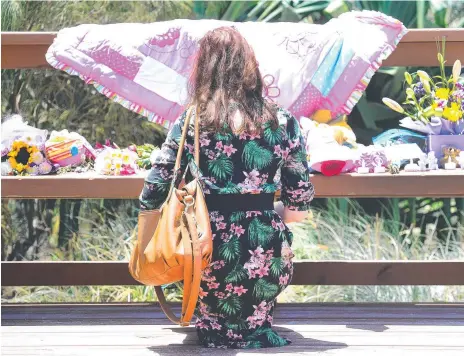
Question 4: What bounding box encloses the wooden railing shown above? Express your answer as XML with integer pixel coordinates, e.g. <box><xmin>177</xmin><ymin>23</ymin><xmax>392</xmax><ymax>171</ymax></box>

<box><xmin>2</xmin><ymin>29</ymin><xmax>464</xmax><ymax>291</ymax></box>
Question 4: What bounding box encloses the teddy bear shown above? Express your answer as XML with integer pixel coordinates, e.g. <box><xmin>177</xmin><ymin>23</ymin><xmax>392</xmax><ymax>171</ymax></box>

<box><xmin>299</xmin><ymin>110</ymin><xmax>359</xmax><ymax>176</ymax></box>
<box><xmin>440</xmin><ymin>147</ymin><xmax>461</xmax><ymax>168</ymax></box>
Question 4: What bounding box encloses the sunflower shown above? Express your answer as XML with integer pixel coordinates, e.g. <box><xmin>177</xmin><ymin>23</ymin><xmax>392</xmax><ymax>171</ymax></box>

<box><xmin>7</xmin><ymin>140</ymin><xmax>39</xmax><ymax>173</ymax></box>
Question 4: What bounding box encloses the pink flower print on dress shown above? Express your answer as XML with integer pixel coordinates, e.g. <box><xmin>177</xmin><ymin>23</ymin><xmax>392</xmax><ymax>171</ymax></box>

<box><xmin>298</xmin><ymin>180</ymin><xmax>311</xmax><ymax>188</ymax></box>
<box><xmin>214</xmin><ymin>291</ymin><xmax>226</xmax><ymax>299</ymax></box>
<box><xmin>225</xmin><ymin>283</ymin><xmax>234</xmax><ymax>292</ymax></box>
<box><xmin>223</xmin><ymin>144</ymin><xmax>237</xmax><ymax>157</ymax></box>
<box><xmin>207</xmin><ymin>281</ymin><xmax>220</xmax><ymax>290</ymax></box>
<box><xmin>200</xmin><ymin>137</ymin><xmax>211</xmax><ymax>147</ymax></box>
<box><xmin>272</xmin><ymin>219</ymin><xmax>286</xmax><ymax>231</ymax></box>
<box><xmin>279</xmin><ymin>273</ymin><xmax>290</xmax><ymax>286</ymax></box>
<box><xmin>185</xmin><ymin>143</ymin><xmax>194</xmax><ymax>154</ymax></box>
<box><xmin>230</xmin><ymin>223</ymin><xmax>245</xmax><ymax>236</ymax></box>
<box><xmin>246</xmin><ymin>211</ymin><xmax>263</xmax><ymax>218</ymax></box>
<box><xmin>256</xmin><ymin>265</ymin><xmax>270</xmax><ymax>278</ymax></box>
<box><xmin>216</xmin><ymin>221</ymin><xmax>227</xmax><ymax>230</ymax></box>
<box><xmin>211</xmin><ymin>321</ymin><xmax>222</xmax><ymax>330</ymax></box>
<box><xmin>215</xmin><ymin>141</ymin><xmax>223</xmax><ymax>150</ymax></box>
<box><xmin>249</xmin><ymin>133</ymin><xmax>261</xmax><ymax>140</ymax></box>
<box><xmin>281</xmin><ymin>241</ymin><xmax>294</xmax><ymax>268</ymax></box>
<box><xmin>233</xmin><ymin>285</ymin><xmax>248</xmax><ymax>296</ymax></box>
<box><xmin>288</xmin><ymin>138</ymin><xmax>300</xmax><ymax>150</ymax></box>
<box><xmin>226</xmin><ymin>329</ymin><xmax>234</xmax><ymax>338</ymax></box>
<box><xmin>199</xmin><ymin>288</ymin><xmax>208</xmax><ymax>299</ymax></box>
<box><xmin>212</xmin><ymin>260</ymin><xmax>225</xmax><ymax>270</ymax></box>
<box><xmin>246</xmin><ymin>301</ymin><xmax>271</xmax><ymax>329</ymax></box>
<box><xmin>220</xmin><ymin>232</ymin><xmax>231</xmax><ymax>242</ymax></box>
<box><xmin>244</xmin><ymin>246</ymin><xmax>273</xmax><ymax>279</ymax></box>
<box><xmin>281</xmin><ymin>147</ymin><xmax>291</xmax><ymax>160</ymax></box>
<box><xmin>274</xmin><ymin>145</ymin><xmax>291</xmax><ymax>159</ymax></box>
<box><xmin>263</xmin><ymin>74</ymin><xmax>281</xmax><ymax>102</ymax></box>
<box><xmin>210</xmin><ymin>212</ymin><xmax>224</xmax><ymax>223</ymax></box>
<box><xmin>197</xmin><ymin>321</ymin><xmax>209</xmax><ymax>330</ymax></box>
<box><xmin>234</xmin><ymin>225</ymin><xmax>245</xmax><ymax>237</ymax></box>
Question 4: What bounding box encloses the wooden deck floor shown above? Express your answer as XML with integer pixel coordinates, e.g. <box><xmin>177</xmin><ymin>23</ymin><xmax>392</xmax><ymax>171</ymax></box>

<box><xmin>2</xmin><ymin>303</ymin><xmax>464</xmax><ymax>355</ymax></box>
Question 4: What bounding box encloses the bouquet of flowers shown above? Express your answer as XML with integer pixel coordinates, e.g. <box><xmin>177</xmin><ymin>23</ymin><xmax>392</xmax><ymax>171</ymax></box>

<box><xmin>128</xmin><ymin>143</ymin><xmax>159</xmax><ymax>170</ymax></box>
<box><xmin>3</xmin><ymin>138</ymin><xmax>53</xmax><ymax>175</ymax></box>
<box><xmin>94</xmin><ymin>146</ymin><xmax>139</xmax><ymax>175</ymax></box>
<box><xmin>1</xmin><ymin>115</ymin><xmax>53</xmax><ymax>176</ymax></box>
<box><xmin>382</xmin><ymin>41</ymin><xmax>464</xmax><ymax>135</ymax></box>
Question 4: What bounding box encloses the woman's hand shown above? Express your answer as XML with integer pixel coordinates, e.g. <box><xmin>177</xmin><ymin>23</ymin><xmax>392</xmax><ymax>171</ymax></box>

<box><xmin>274</xmin><ymin>201</ymin><xmax>308</xmax><ymax>224</ymax></box>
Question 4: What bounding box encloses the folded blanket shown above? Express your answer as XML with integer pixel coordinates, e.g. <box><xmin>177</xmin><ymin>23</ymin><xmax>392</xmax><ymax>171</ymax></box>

<box><xmin>46</xmin><ymin>11</ymin><xmax>406</xmax><ymax>128</ymax></box>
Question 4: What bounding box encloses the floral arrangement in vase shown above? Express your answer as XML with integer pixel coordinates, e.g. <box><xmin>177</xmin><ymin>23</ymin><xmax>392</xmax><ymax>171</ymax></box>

<box><xmin>382</xmin><ymin>40</ymin><xmax>464</xmax><ymax>135</ymax></box>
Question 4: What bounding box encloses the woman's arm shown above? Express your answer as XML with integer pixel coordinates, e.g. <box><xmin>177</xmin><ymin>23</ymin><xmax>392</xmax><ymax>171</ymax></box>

<box><xmin>274</xmin><ymin>201</ymin><xmax>308</xmax><ymax>224</ymax></box>
<box><xmin>139</xmin><ymin>114</ymin><xmax>189</xmax><ymax>210</ymax></box>
<box><xmin>279</xmin><ymin>109</ymin><xmax>315</xmax><ymax>223</ymax></box>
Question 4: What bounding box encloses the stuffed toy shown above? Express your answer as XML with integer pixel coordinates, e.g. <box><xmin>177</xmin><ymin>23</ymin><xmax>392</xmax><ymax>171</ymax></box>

<box><xmin>440</xmin><ymin>147</ymin><xmax>461</xmax><ymax>168</ymax></box>
<box><xmin>300</xmin><ymin>110</ymin><xmax>359</xmax><ymax>176</ymax></box>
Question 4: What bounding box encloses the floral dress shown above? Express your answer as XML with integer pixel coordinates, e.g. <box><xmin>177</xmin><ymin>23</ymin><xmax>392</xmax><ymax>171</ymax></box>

<box><xmin>140</xmin><ymin>106</ymin><xmax>314</xmax><ymax>349</ymax></box>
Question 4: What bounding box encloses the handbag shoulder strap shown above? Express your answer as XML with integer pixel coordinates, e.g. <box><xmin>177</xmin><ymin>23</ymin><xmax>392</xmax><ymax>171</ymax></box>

<box><xmin>155</xmin><ymin>105</ymin><xmax>203</xmax><ymax>326</ymax></box>
<box><xmin>174</xmin><ymin>106</ymin><xmax>200</xmax><ymax>171</ymax></box>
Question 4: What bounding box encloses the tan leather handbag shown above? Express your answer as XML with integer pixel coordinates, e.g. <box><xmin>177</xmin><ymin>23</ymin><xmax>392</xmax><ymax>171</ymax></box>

<box><xmin>129</xmin><ymin>106</ymin><xmax>213</xmax><ymax>326</ymax></box>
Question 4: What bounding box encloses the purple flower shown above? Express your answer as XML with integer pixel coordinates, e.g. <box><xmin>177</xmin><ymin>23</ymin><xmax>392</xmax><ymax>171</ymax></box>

<box><xmin>414</xmin><ymin>82</ymin><xmax>426</xmax><ymax>99</ymax></box>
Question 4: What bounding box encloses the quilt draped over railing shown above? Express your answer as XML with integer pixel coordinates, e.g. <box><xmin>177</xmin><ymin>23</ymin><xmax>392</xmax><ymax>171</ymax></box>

<box><xmin>46</xmin><ymin>11</ymin><xmax>407</xmax><ymax>128</ymax></box>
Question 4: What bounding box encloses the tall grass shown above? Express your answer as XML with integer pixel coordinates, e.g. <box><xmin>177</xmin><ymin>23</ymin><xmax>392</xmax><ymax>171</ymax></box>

<box><xmin>280</xmin><ymin>200</ymin><xmax>464</xmax><ymax>303</ymax></box>
<box><xmin>2</xmin><ymin>199</ymin><xmax>463</xmax><ymax>303</ymax></box>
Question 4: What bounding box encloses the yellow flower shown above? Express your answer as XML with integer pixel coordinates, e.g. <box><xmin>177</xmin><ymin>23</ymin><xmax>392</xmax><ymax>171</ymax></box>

<box><xmin>8</xmin><ymin>157</ymin><xmax>17</xmax><ymax>169</ymax></box>
<box><xmin>16</xmin><ymin>163</ymin><xmax>25</xmax><ymax>173</ymax></box>
<box><xmin>443</xmin><ymin>102</ymin><xmax>462</xmax><ymax>122</ymax></box>
<box><xmin>436</xmin><ymin>88</ymin><xmax>450</xmax><ymax>100</ymax></box>
<box><xmin>122</xmin><ymin>153</ymin><xmax>131</xmax><ymax>164</ymax></box>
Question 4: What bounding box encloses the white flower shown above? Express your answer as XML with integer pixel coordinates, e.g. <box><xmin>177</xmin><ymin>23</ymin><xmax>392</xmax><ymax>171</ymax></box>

<box><xmin>31</xmin><ymin>151</ymin><xmax>44</xmax><ymax>165</ymax></box>
<box><xmin>1</xmin><ymin>161</ymin><xmax>12</xmax><ymax>176</ymax></box>
<box><xmin>382</xmin><ymin>98</ymin><xmax>404</xmax><ymax>114</ymax></box>
<box><xmin>417</xmin><ymin>70</ymin><xmax>431</xmax><ymax>82</ymax></box>
<box><xmin>452</xmin><ymin>60</ymin><xmax>462</xmax><ymax>83</ymax></box>
<box><xmin>27</xmin><ymin>165</ymin><xmax>39</xmax><ymax>175</ymax></box>
<box><xmin>38</xmin><ymin>161</ymin><xmax>52</xmax><ymax>175</ymax></box>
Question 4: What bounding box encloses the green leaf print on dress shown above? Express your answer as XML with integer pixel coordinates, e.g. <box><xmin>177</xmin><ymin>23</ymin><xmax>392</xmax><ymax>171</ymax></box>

<box><xmin>208</xmin><ymin>155</ymin><xmax>234</xmax><ymax>181</ymax></box>
<box><xmin>219</xmin><ymin>236</ymin><xmax>241</xmax><ymax>263</ymax></box>
<box><xmin>248</xmin><ymin>218</ymin><xmax>274</xmax><ymax>248</ymax></box>
<box><xmin>218</xmin><ymin>295</ymin><xmax>242</xmax><ymax>316</ymax></box>
<box><xmin>242</xmin><ymin>141</ymin><xmax>273</xmax><ymax>170</ymax></box>
<box><xmin>140</xmin><ymin>107</ymin><xmax>315</xmax><ymax>349</ymax></box>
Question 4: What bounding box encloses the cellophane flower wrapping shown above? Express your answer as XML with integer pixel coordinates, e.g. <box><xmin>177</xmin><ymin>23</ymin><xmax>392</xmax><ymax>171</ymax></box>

<box><xmin>95</xmin><ymin>147</ymin><xmax>139</xmax><ymax>175</ymax></box>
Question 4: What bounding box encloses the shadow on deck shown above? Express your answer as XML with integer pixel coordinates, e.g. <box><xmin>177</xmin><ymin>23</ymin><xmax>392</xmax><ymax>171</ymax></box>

<box><xmin>2</xmin><ymin>303</ymin><xmax>464</xmax><ymax>355</ymax></box>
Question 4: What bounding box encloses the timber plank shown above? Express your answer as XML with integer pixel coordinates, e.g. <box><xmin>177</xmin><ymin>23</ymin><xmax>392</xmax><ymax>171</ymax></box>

<box><xmin>2</xmin><ymin>171</ymin><xmax>464</xmax><ymax>199</ymax></box>
<box><xmin>2</xmin><ymin>29</ymin><xmax>464</xmax><ymax>69</ymax></box>
<box><xmin>2</xmin><ymin>261</ymin><xmax>464</xmax><ymax>287</ymax></box>
<box><xmin>2</xmin><ymin>303</ymin><xmax>464</xmax><ymax>355</ymax></box>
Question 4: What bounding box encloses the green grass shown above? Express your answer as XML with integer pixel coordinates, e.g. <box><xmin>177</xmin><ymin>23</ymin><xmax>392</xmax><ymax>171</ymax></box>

<box><xmin>2</xmin><ymin>200</ymin><xmax>463</xmax><ymax>303</ymax></box>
